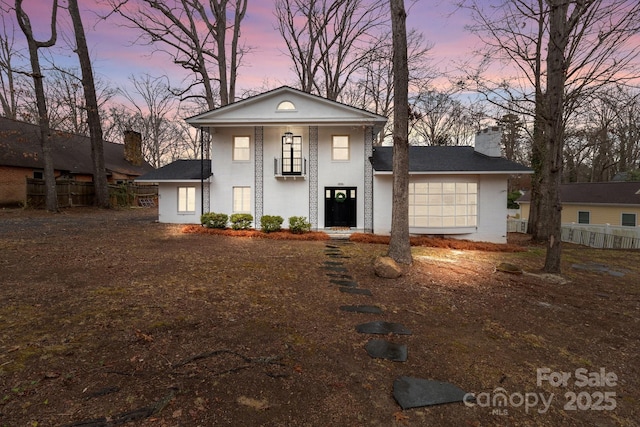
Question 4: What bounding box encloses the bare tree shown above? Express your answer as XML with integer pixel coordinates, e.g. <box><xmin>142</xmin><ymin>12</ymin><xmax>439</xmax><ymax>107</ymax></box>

<box><xmin>275</xmin><ymin>0</ymin><xmax>386</xmax><ymax>100</ymax></box>
<box><xmin>610</xmin><ymin>87</ymin><xmax>640</xmax><ymax>175</ymax></box>
<box><xmin>337</xmin><ymin>28</ymin><xmax>432</xmax><ymax>146</ymax></box>
<box><xmin>0</xmin><ymin>9</ymin><xmax>24</xmax><ymax>119</ymax></box>
<box><xmin>15</xmin><ymin>0</ymin><xmax>58</xmax><ymax>211</ymax></box>
<box><xmin>387</xmin><ymin>0</ymin><xmax>411</xmax><ymax>265</ymax></box>
<box><xmin>544</xmin><ymin>0</ymin><xmax>640</xmax><ymax>272</ymax></box>
<box><xmin>563</xmin><ymin>86</ymin><xmax>640</xmax><ymax>183</ymax></box>
<box><xmin>67</xmin><ymin>0</ymin><xmax>110</xmax><ymax>208</ymax></box>
<box><xmin>460</xmin><ymin>0</ymin><xmax>548</xmax><ymax>238</ymax></box>
<box><xmin>462</xmin><ymin>0</ymin><xmax>640</xmax><ymax>273</ymax></box>
<box><xmin>411</xmin><ymin>89</ymin><xmax>456</xmax><ymax>145</ymax></box>
<box><xmin>498</xmin><ymin>112</ymin><xmax>528</xmax><ymax>163</ymax></box>
<box><xmin>45</xmin><ymin>69</ymin><xmax>86</xmax><ymax>133</ymax></box>
<box><xmin>410</xmin><ymin>88</ymin><xmax>483</xmax><ymax>146</ymax></box>
<box><xmin>120</xmin><ymin>74</ymin><xmax>184</xmax><ymax>167</ymax></box>
<box><xmin>562</xmin><ymin>125</ymin><xmax>592</xmax><ymax>182</ymax></box>
<box><xmin>22</xmin><ymin>67</ymin><xmax>117</xmax><ymax>136</ymax></box>
<box><xmin>106</xmin><ymin>0</ymin><xmax>247</xmax><ymax>108</ymax></box>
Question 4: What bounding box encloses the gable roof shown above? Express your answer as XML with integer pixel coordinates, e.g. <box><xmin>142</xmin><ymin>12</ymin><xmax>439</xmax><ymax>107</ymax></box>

<box><xmin>518</xmin><ymin>181</ymin><xmax>640</xmax><ymax>206</ymax></box>
<box><xmin>371</xmin><ymin>146</ymin><xmax>533</xmax><ymax>174</ymax></box>
<box><xmin>186</xmin><ymin>86</ymin><xmax>388</xmax><ymax>134</ymax></box>
<box><xmin>0</xmin><ymin>117</ymin><xmax>153</xmax><ymax>177</ymax></box>
<box><xmin>136</xmin><ymin>159</ymin><xmax>212</xmax><ymax>182</ymax></box>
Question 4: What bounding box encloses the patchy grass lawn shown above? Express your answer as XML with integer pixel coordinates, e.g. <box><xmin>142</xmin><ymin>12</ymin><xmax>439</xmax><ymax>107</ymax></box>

<box><xmin>0</xmin><ymin>207</ymin><xmax>638</xmax><ymax>426</ymax></box>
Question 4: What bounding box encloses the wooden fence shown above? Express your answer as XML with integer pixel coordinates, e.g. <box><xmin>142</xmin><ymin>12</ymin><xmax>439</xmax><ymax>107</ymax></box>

<box><xmin>26</xmin><ymin>178</ymin><xmax>157</xmax><ymax>208</ymax></box>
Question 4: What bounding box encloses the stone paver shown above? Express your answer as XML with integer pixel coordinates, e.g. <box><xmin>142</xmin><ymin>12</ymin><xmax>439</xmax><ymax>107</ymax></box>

<box><xmin>322</xmin><ymin>266</ymin><xmax>348</xmax><ymax>272</ymax></box>
<box><xmin>340</xmin><ymin>287</ymin><xmax>372</xmax><ymax>296</ymax></box>
<box><xmin>365</xmin><ymin>339</ymin><xmax>407</xmax><ymax>362</ymax></box>
<box><xmin>339</xmin><ymin>305</ymin><xmax>383</xmax><ymax>314</ymax></box>
<box><xmin>326</xmin><ymin>273</ymin><xmax>353</xmax><ymax>280</ymax></box>
<box><xmin>393</xmin><ymin>376</ymin><xmax>468</xmax><ymax>409</ymax></box>
<box><xmin>329</xmin><ymin>279</ymin><xmax>358</xmax><ymax>287</ymax></box>
<box><xmin>355</xmin><ymin>321</ymin><xmax>411</xmax><ymax>335</ymax></box>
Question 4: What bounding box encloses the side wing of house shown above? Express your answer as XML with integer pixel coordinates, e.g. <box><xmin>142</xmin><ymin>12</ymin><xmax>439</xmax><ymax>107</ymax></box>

<box><xmin>136</xmin><ymin>160</ymin><xmax>212</xmax><ymax>224</ymax></box>
<box><xmin>374</xmin><ymin>173</ymin><xmax>510</xmax><ymax>243</ymax></box>
<box><xmin>371</xmin><ymin>146</ymin><xmax>533</xmax><ymax>244</ymax></box>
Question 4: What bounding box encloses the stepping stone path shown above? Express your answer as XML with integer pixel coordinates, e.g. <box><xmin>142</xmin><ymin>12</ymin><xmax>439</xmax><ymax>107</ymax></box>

<box><xmin>365</xmin><ymin>339</ymin><xmax>408</xmax><ymax>362</ymax></box>
<box><xmin>322</xmin><ymin>241</ymin><xmax>468</xmax><ymax>412</ymax></box>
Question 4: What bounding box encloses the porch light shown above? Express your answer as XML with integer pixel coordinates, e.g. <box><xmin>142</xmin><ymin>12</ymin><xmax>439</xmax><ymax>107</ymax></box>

<box><xmin>284</xmin><ymin>131</ymin><xmax>294</xmax><ymax>144</ymax></box>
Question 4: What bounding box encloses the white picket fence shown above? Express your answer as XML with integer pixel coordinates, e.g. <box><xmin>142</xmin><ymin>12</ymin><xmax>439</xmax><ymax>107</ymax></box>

<box><xmin>507</xmin><ymin>219</ymin><xmax>640</xmax><ymax>249</ymax></box>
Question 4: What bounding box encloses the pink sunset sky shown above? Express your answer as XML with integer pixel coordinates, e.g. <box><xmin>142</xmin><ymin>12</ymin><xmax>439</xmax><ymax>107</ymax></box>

<box><xmin>12</xmin><ymin>0</ymin><xmax>476</xmax><ymax>99</ymax></box>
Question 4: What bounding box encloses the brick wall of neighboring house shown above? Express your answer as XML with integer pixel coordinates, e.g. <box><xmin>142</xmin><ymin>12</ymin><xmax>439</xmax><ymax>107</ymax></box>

<box><xmin>0</xmin><ymin>166</ymin><xmax>30</xmax><ymax>206</ymax></box>
<box><xmin>73</xmin><ymin>174</ymin><xmax>93</xmax><ymax>183</ymax></box>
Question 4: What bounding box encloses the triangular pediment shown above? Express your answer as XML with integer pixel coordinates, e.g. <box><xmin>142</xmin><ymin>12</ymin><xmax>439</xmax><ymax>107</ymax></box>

<box><xmin>186</xmin><ymin>86</ymin><xmax>387</xmax><ymax>132</ymax></box>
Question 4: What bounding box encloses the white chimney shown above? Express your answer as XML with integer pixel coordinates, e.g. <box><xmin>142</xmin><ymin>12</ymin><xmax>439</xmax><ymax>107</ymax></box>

<box><xmin>474</xmin><ymin>127</ymin><xmax>502</xmax><ymax>157</ymax></box>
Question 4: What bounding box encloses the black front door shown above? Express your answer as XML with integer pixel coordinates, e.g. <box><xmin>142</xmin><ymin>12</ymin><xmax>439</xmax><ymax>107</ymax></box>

<box><xmin>325</xmin><ymin>187</ymin><xmax>357</xmax><ymax>227</ymax></box>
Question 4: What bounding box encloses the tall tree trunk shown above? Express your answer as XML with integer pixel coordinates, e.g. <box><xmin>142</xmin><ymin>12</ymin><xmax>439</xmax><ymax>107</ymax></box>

<box><xmin>526</xmin><ymin>0</ymin><xmax>547</xmax><ymax>241</ymax></box>
<box><xmin>68</xmin><ymin>0</ymin><xmax>110</xmax><ymax>208</ymax></box>
<box><xmin>229</xmin><ymin>0</ymin><xmax>247</xmax><ymax>104</ymax></box>
<box><xmin>542</xmin><ymin>0</ymin><xmax>570</xmax><ymax>273</ymax></box>
<box><xmin>213</xmin><ymin>0</ymin><xmax>229</xmax><ymax>106</ymax></box>
<box><xmin>15</xmin><ymin>0</ymin><xmax>58</xmax><ymax>212</ymax></box>
<box><xmin>387</xmin><ymin>0</ymin><xmax>411</xmax><ymax>265</ymax></box>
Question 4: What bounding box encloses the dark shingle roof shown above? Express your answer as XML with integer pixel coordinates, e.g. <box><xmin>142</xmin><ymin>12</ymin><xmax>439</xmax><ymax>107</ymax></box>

<box><xmin>371</xmin><ymin>146</ymin><xmax>532</xmax><ymax>173</ymax></box>
<box><xmin>136</xmin><ymin>159</ymin><xmax>212</xmax><ymax>181</ymax></box>
<box><xmin>0</xmin><ymin>117</ymin><xmax>153</xmax><ymax>176</ymax></box>
<box><xmin>518</xmin><ymin>181</ymin><xmax>640</xmax><ymax>205</ymax></box>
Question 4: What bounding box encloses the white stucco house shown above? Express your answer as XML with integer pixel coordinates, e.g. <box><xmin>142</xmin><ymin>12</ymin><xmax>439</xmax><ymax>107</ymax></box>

<box><xmin>137</xmin><ymin>86</ymin><xmax>532</xmax><ymax>243</ymax></box>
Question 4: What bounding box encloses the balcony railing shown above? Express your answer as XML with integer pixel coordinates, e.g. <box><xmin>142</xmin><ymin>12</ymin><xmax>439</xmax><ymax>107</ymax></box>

<box><xmin>274</xmin><ymin>157</ymin><xmax>307</xmax><ymax>179</ymax></box>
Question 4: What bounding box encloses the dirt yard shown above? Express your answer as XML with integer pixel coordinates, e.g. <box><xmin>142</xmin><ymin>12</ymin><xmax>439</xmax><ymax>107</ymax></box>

<box><xmin>0</xmin><ymin>207</ymin><xmax>638</xmax><ymax>426</ymax></box>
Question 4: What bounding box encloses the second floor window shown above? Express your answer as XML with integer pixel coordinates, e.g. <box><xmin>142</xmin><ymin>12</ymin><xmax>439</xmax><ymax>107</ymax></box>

<box><xmin>233</xmin><ymin>136</ymin><xmax>250</xmax><ymax>161</ymax></box>
<box><xmin>282</xmin><ymin>134</ymin><xmax>302</xmax><ymax>175</ymax></box>
<box><xmin>332</xmin><ymin>135</ymin><xmax>350</xmax><ymax>161</ymax></box>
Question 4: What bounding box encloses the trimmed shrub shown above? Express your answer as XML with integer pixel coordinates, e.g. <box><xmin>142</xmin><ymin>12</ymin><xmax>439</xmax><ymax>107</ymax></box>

<box><xmin>261</xmin><ymin>215</ymin><xmax>284</xmax><ymax>233</ymax></box>
<box><xmin>289</xmin><ymin>216</ymin><xmax>311</xmax><ymax>234</ymax></box>
<box><xmin>230</xmin><ymin>213</ymin><xmax>253</xmax><ymax>230</ymax></box>
<box><xmin>201</xmin><ymin>212</ymin><xmax>228</xmax><ymax>229</ymax></box>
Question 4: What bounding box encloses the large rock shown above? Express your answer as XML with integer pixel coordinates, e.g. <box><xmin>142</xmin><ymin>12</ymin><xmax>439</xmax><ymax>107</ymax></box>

<box><xmin>374</xmin><ymin>256</ymin><xmax>403</xmax><ymax>279</ymax></box>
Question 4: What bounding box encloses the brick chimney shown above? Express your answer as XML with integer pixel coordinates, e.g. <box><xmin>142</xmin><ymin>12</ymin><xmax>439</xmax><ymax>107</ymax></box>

<box><xmin>474</xmin><ymin>126</ymin><xmax>502</xmax><ymax>157</ymax></box>
<box><xmin>124</xmin><ymin>130</ymin><xmax>143</xmax><ymax>166</ymax></box>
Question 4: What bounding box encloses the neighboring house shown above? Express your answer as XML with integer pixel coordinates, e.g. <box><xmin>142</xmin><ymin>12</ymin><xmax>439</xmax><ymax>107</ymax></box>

<box><xmin>136</xmin><ymin>86</ymin><xmax>532</xmax><ymax>243</ymax></box>
<box><xmin>518</xmin><ymin>181</ymin><xmax>640</xmax><ymax>227</ymax></box>
<box><xmin>0</xmin><ymin>117</ymin><xmax>154</xmax><ymax>206</ymax></box>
